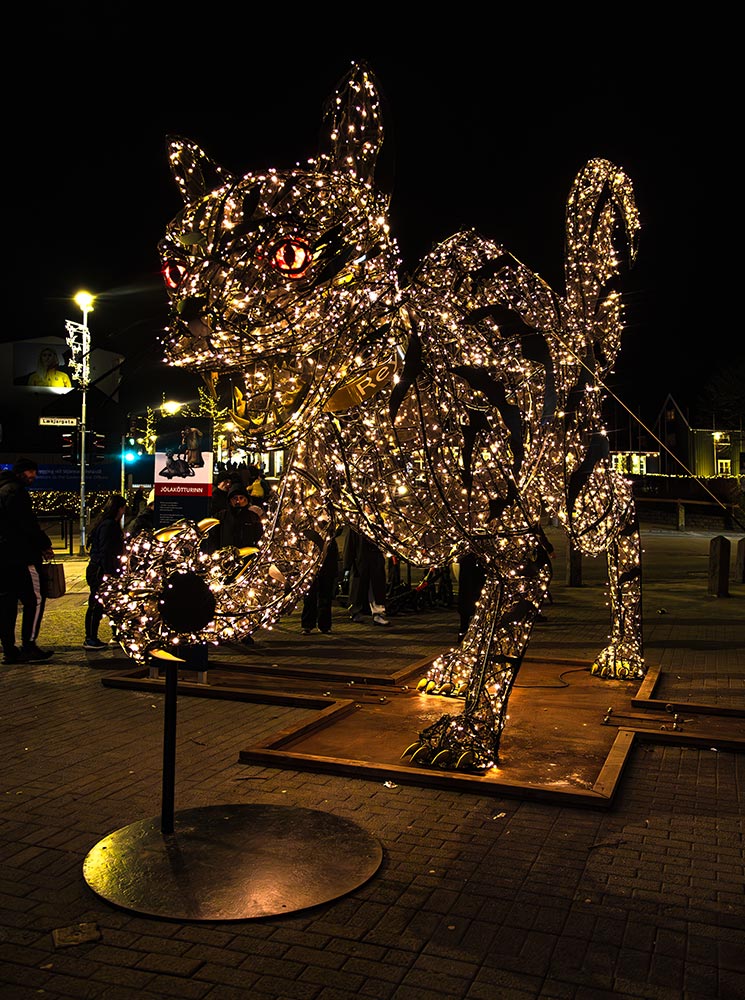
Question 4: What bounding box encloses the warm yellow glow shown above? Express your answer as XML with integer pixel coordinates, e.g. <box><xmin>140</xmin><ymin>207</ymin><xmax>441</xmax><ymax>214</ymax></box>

<box><xmin>74</xmin><ymin>290</ymin><xmax>94</xmax><ymax>312</ymax></box>
<box><xmin>99</xmin><ymin>61</ymin><xmax>644</xmax><ymax>772</ymax></box>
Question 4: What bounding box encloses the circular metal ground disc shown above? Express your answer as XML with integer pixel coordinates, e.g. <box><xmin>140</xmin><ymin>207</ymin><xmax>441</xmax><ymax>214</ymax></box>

<box><xmin>83</xmin><ymin>803</ymin><xmax>383</xmax><ymax>920</ymax></box>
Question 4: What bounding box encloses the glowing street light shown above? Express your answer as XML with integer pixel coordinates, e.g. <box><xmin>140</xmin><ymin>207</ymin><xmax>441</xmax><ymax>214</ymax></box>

<box><xmin>65</xmin><ymin>290</ymin><xmax>95</xmax><ymax>554</ymax></box>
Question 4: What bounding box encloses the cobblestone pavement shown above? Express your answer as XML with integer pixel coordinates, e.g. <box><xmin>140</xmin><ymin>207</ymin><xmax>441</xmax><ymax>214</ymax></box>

<box><xmin>1</xmin><ymin>528</ymin><xmax>743</xmax><ymax>999</ymax></box>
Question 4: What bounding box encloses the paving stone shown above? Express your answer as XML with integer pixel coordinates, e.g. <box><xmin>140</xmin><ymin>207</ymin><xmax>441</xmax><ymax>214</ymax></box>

<box><xmin>0</xmin><ymin>531</ymin><xmax>742</xmax><ymax>1000</ymax></box>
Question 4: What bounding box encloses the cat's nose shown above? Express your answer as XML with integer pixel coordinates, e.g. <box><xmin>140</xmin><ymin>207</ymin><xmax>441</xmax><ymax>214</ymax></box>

<box><xmin>177</xmin><ymin>296</ymin><xmax>208</xmax><ymax>321</ymax></box>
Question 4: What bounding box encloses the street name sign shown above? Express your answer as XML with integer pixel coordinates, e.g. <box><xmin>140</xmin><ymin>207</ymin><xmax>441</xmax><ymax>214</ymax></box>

<box><xmin>39</xmin><ymin>417</ymin><xmax>79</xmax><ymax>427</ymax></box>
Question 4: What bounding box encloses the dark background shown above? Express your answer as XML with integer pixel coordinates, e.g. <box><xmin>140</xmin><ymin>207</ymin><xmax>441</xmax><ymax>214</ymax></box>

<box><xmin>4</xmin><ymin>12</ymin><xmax>728</xmax><ymax>435</ymax></box>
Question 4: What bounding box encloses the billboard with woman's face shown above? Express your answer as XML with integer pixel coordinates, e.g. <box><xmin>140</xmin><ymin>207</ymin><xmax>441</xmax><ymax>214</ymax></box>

<box><xmin>13</xmin><ymin>342</ymin><xmax>73</xmax><ymax>391</ymax></box>
<box><xmin>10</xmin><ymin>339</ymin><xmax>124</xmax><ymax>398</ymax></box>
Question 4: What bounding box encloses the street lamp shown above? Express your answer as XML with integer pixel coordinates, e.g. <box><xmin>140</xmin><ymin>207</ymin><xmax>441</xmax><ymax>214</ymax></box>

<box><xmin>65</xmin><ymin>290</ymin><xmax>95</xmax><ymax>554</ymax></box>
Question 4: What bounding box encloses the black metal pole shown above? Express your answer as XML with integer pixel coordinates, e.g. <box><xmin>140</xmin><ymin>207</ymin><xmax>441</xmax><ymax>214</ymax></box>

<box><xmin>161</xmin><ymin>663</ymin><xmax>178</xmax><ymax>834</ymax></box>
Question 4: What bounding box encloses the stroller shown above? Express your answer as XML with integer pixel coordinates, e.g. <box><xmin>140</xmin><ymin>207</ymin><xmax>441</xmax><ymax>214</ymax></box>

<box><xmin>413</xmin><ymin>563</ymin><xmax>454</xmax><ymax>609</ymax></box>
<box><xmin>386</xmin><ymin>558</ymin><xmax>454</xmax><ymax>614</ymax></box>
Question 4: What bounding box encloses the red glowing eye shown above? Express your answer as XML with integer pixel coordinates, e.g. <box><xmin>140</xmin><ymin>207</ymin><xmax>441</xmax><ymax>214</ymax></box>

<box><xmin>268</xmin><ymin>239</ymin><xmax>311</xmax><ymax>278</ymax></box>
<box><xmin>163</xmin><ymin>260</ymin><xmax>187</xmax><ymax>290</ymax></box>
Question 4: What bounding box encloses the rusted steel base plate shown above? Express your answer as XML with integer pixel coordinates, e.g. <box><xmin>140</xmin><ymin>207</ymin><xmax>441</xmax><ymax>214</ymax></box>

<box><xmin>83</xmin><ymin>803</ymin><xmax>382</xmax><ymax>920</ymax></box>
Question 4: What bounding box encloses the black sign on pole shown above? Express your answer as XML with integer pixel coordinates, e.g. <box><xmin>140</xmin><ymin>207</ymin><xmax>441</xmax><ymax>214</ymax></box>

<box><xmin>152</xmin><ymin>415</ymin><xmax>215</xmax><ymax>671</ymax></box>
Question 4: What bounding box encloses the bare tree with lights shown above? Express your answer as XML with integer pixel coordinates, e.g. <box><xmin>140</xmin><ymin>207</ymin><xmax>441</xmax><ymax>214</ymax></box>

<box><xmin>99</xmin><ymin>62</ymin><xmax>643</xmax><ymax>771</ymax></box>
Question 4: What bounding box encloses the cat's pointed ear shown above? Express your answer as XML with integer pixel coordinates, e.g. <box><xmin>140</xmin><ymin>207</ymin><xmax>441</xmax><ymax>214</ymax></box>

<box><xmin>166</xmin><ymin>136</ymin><xmax>234</xmax><ymax>203</ymax></box>
<box><xmin>318</xmin><ymin>61</ymin><xmax>392</xmax><ymax>192</ymax></box>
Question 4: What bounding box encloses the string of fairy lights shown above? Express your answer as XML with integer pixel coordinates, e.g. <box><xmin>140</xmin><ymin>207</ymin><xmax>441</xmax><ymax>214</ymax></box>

<box><xmin>98</xmin><ymin>444</ymin><xmax>332</xmax><ymax>662</ymax></box>
<box><xmin>98</xmin><ymin>61</ymin><xmax>644</xmax><ymax>771</ymax></box>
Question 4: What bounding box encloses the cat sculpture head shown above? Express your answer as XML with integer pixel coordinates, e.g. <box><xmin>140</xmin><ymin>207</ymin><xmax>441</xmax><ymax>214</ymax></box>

<box><xmin>159</xmin><ymin>62</ymin><xmax>401</xmax><ymax>446</ymax></box>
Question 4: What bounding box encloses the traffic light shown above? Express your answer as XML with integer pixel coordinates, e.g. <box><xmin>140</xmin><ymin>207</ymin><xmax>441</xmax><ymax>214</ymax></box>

<box><xmin>123</xmin><ymin>435</ymin><xmax>145</xmax><ymax>464</ymax></box>
<box><xmin>61</xmin><ymin>430</ymin><xmax>78</xmax><ymax>465</ymax></box>
<box><xmin>88</xmin><ymin>431</ymin><xmax>106</xmax><ymax>465</ymax></box>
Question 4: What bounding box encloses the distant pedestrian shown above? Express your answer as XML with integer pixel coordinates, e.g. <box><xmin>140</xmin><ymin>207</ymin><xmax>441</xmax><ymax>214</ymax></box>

<box><xmin>127</xmin><ymin>489</ymin><xmax>156</xmax><ymax>536</ymax></box>
<box><xmin>208</xmin><ymin>472</ymin><xmax>236</xmax><ymax>517</ymax></box>
<box><xmin>83</xmin><ymin>495</ymin><xmax>126</xmax><ymax>651</ymax></box>
<box><xmin>216</xmin><ymin>486</ymin><xmax>264</xmax><ymax>647</ymax></box>
<box><xmin>218</xmin><ymin>485</ymin><xmax>264</xmax><ymax>549</ymax></box>
<box><xmin>246</xmin><ymin>464</ymin><xmax>272</xmax><ymax>510</ymax></box>
<box><xmin>123</xmin><ymin>487</ymin><xmax>147</xmax><ymax>535</ymax></box>
<box><xmin>301</xmin><ymin>534</ymin><xmax>340</xmax><ymax>634</ymax></box>
<box><xmin>0</xmin><ymin>458</ymin><xmax>55</xmax><ymax>663</ymax></box>
<box><xmin>345</xmin><ymin>526</ymin><xmax>389</xmax><ymax>626</ymax></box>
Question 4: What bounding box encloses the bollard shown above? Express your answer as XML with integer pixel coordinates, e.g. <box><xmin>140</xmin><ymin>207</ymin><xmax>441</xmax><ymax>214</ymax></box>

<box><xmin>180</xmin><ymin>643</ymin><xmax>209</xmax><ymax>684</ymax></box>
<box><xmin>708</xmin><ymin>535</ymin><xmax>730</xmax><ymax>597</ymax></box>
<box><xmin>735</xmin><ymin>538</ymin><xmax>745</xmax><ymax>585</ymax></box>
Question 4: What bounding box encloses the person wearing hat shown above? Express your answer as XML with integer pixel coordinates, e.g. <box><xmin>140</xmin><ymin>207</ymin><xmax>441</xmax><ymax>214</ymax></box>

<box><xmin>208</xmin><ymin>485</ymin><xmax>264</xmax><ymax>648</ymax></box>
<box><xmin>209</xmin><ymin>472</ymin><xmax>239</xmax><ymax>517</ymax></box>
<box><xmin>217</xmin><ymin>484</ymin><xmax>264</xmax><ymax>549</ymax></box>
<box><xmin>0</xmin><ymin>458</ymin><xmax>55</xmax><ymax>663</ymax></box>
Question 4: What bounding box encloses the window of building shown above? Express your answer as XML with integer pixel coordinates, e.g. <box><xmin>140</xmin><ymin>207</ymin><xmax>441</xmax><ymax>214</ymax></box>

<box><xmin>610</xmin><ymin>452</ymin><xmax>648</xmax><ymax>475</ymax></box>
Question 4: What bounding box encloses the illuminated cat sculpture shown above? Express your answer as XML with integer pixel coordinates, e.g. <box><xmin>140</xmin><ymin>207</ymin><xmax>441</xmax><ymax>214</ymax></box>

<box><xmin>102</xmin><ymin>62</ymin><xmax>643</xmax><ymax>771</ymax></box>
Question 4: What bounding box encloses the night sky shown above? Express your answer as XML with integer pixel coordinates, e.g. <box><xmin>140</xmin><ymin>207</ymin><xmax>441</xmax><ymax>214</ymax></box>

<box><xmin>7</xmin><ymin>13</ymin><xmax>724</xmax><ymax>433</ymax></box>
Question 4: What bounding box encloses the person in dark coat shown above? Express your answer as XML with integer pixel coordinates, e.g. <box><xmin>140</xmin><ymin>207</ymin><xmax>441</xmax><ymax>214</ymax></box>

<box><xmin>344</xmin><ymin>526</ymin><xmax>389</xmax><ymax>626</ymax></box>
<box><xmin>0</xmin><ymin>458</ymin><xmax>55</xmax><ymax>663</ymax></box>
<box><xmin>84</xmin><ymin>495</ymin><xmax>126</xmax><ymax>650</ymax></box>
<box><xmin>125</xmin><ymin>487</ymin><xmax>146</xmax><ymax>527</ymax></box>
<box><xmin>208</xmin><ymin>471</ymin><xmax>237</xmax><ymax>517</ymax></box>
<box><xmin>218</xmin><ymin>485</ymin><xmax>264</xmax><ymax>549</ymax></box>
<box><xmin>216</xmin><ymin>485</ymin><xmax>265</xmax><ymax>648</ymax></box>
<box><xmin>456</xmin><ymin>550</ymin><xmax>486</xmax><ymax>641</ymax></box>
<box><xmin>127</xmin><ymin>489</ymin><xmax>156</xmax><ymax>537</ymax></box>
<box><xmin>301</xmin><ymin>533</ymin><xmax>340</xmax><ymax>634</ymax></box>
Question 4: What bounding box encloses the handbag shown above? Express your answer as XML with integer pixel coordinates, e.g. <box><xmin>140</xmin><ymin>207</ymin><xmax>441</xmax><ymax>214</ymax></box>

<box><xmin>42</xmin><ymin>559</ymin><xmax>67</xmax><ymax>599</ymax></box>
